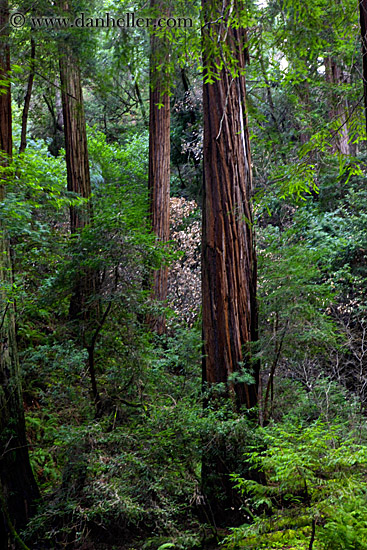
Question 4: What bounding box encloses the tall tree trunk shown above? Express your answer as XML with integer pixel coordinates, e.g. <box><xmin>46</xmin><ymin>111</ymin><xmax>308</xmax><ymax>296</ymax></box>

<box><xmin>59</xmin><ymin>50</ymin><xmax>96</xmax><ymax>320</ymax></box>
<box><xmin>147</xmin><ymin>0</ymin><xmax>171</xmax><ymax>335</ymax></box>
<box><xmin>0</xmin><ymin>2</ymin><xmax>40</xmax><ymax>544</ymax></box>
<box><xmin>202</xmin><ymin>0</ymin><xmax>259</xmax><ymax>412</ymax></box>
<box><xmin>325</xmin><ymin>57</ymin><xmax>350</xmax><ymax>155</ymax></box>
<box><xmin>59</xmin><ymin>52</ymin><xmax>92</xmax><ymax>235</ymax></box>
<box><xmin>19</xmin><ymin>37</ymin><xmax>35</xmax><ymax>154</ymax></box>
<box><xmin>360</xmin><ymin>0</ymin><xmax>367</xmax><ymax>137</ymax></box>
<box><xmin>200</xmin><ymin>0</ymin><xmax>259</xmax><ymax>525</ymax></box>
<box><xmin>58</xmin><ymin>8</ymin><xmax>100</xmax><ymax>411</ymax></box>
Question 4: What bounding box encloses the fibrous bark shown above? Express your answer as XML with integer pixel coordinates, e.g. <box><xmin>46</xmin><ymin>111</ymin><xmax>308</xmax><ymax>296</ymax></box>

<box><xmin>0</xmin><ymin>2</ymin><xmax>40</xmax><ymax>544</ymax></box>
<box><xmin>59</xmin><ymin>48</ymin><xmax>96</xmax><ymax>322</ymax></box>
<box><xmin>325</xmin><ymin>57</ymin><xmax>350</xmax><ymax>155</ymax></box>
<box><xmin>58</xmin><ymin>6</ymin><xmax>100</xmax><ymax>410</ymax></box>
<box><xmin>147</xmin><ymin>0</ymin><xmax>171</xmax><ymax>335</ymax></box>
<box><xmin>201</xmin><ymin>0</ymin><xmax>259</xmax><ymax>411</ymax></box>
<box><xmin>200</xmin><ymin>2</ymin><xmax>259</xmax><ymax>523</ymax></box>
<box><xmin>59</xmin><ymin>47</ymin><xmax>92</xmax><ymax>234</ymax></box>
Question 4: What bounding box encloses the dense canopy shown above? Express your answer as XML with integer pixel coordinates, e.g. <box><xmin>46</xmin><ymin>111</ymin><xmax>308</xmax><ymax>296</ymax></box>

<box><xmin>1</xmin><ymin>0</ymin><xmax>367</xmax><ymax>548</ymax></box>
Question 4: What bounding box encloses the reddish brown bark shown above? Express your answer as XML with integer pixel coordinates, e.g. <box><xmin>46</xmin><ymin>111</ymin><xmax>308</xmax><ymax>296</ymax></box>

<box><xmin>325</xmin><ymin>57</ymin><xmax>350</xmax><ymax>155</ymax></box>
<box><xmin>58</xmin><ymin>11</ymin><xmax>100</xmax><ymax>411</ymax></box>
<box><xmin>0</xmin><ymin>1</ymin><xmax>40</xmax><ymax>542</ymax></box>
<box><xmin>59</xmin><ymin>48</ymin><xmax>95</xmax><ymax>319</ymax></box>
<box><xmin>147</xmin><ymin>0</ymin><xmax>170</xmax><ymax>335</ymax></box>
<box><xmin>59</xmin><ymin>50</ymin><xmax>92</xmax><ymax>234</ymax></box>
<box><xmin>200</xmin><ymin>2</ymin><xmax>260</xmax><ymax>525</ymax></box>
<box><xmin>201</xmin><ymin>0</ymin><xmax>258</xmax><ymax>411</ymax></box>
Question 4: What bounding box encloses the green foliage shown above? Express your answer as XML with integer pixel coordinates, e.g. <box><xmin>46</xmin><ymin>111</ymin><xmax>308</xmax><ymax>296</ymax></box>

<box><xmin>225</xmin><ymin>418</ymin><xmax>367</xmax><ymax>550</ymax></box>
<box><xmin>9</xmin><ymin>0</ymin><xmax>367</xmax><ymax>547</ymax></box>
<box><xmin>271</xmin><ymin>160</ymin><xmax>318</xmax><ymax>201</ymax></box>
<box><xmin>22</xmin><ymin>341</ymin><xmax>89</xmax><ymax>411</ymax></box>
<box><xmin>25</xmin><ymin>381</ymin><xmax>204</xmax><ymax>547</ymax></box>
<box><xmin>257</xmin><ymin>221</ymin><xmax>339</xmax><ymax>370</ymax></box>
<box><xmin>270</xmin><ymin>377</ymin><xmax>362</xmax><ymax>425</ymax></box>
<box><xmin>319</xmin><ymin>497</ymin><xmax>367</xmax><ymax>549</ymax></box>
<box><xmin>0</xmin><ymin>133</ymin><xmax>73</xmax><ymax>239</ymax></box>
<box><xmin>25</xmin><ymin>412</ymin><xmax>63</xmax><ymax>490</ymax></box>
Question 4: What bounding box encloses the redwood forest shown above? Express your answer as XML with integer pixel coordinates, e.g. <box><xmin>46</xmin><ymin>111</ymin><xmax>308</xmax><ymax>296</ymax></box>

<box><xmin>1</xmin><ymin>0</ymin><xmax>367</xmax><ymax>548</ymax></box>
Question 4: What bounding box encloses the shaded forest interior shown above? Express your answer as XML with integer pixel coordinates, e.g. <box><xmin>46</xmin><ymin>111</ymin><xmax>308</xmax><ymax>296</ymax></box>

<box><xmin>2</xmin><ymin>0</ymin><xmax>367</xmax><ymax>548</ymax></box>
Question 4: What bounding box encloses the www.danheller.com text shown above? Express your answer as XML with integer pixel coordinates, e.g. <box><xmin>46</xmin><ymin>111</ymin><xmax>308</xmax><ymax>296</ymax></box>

<box><xmin>10</xmin><ymin>11</ymin><xmax>194</xmax><ymax>29</ymax></box>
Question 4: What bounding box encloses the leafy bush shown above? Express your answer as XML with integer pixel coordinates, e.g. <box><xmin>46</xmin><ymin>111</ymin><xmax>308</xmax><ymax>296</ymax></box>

<box><xmin>225</xmin><ymin>418</ymin><xmax>367</xmax><ymax>550</ymax></box>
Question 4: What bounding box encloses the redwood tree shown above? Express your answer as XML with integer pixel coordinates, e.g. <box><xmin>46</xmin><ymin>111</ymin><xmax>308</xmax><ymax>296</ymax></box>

<box><xmin>59</xmin><ymin>45</ymin><xmax>92</xmax><ymax>236</ymax></box>
<box><xmin>0</xmin><ymin>0</ymin><xmax>39</xmax><ymax>542</ymax></box>
<box><xmin>58</xmin><ymin>6</ymin><xmax>100</xmax><ymax>409</ymax></box>
<box><xmin>324</xmin><ymin>57</ymin><xmax>350</xmax><ymax>155</ymax></box>
<box><xmin>200</xmin><ymin>0</ymin><xmax>259</xmax><ymax>523</ymax></box>
<box><xmin>147</xmin><ymin>0</ymin><xmax>171</xmax><ymax>335</ymax></box>
<box><xmin>201</xmin><ymin>0</ymin><xmax>259</xmax><ymax>411</ymax></box>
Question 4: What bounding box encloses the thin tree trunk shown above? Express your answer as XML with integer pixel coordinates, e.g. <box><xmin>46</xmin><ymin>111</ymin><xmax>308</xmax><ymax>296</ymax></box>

<box><xmin>298</xmin><ymin>80</ymin><xmax>310</xmax><ymax>146</ymax></box>
<box><xmin>147</xmin><ymin>0</ymin><xmax>171</xmax><ymax>335</ymax></box>
<box><xmin>55</xmin><ymin>81</ymin><xmax>64</xmax><ymax>133</ymax></box>
<box><xmin>258</xmin><ymin>54</ymin><xmax>279</xmax><ymax>132</ymax></box>
<box><xmin>0</xmin><ymin>2</ymin><xmax>40</xmax><ymax>543</ymax></box>
<box><xmin>360</xmin><ymin>0</ymin><xmax>367</xmax><ymax>136</ymax></box>
<box><xmin>44</xmin><ymin>79</ymin><xmax>64</xmax><ymax>157</ymax></box>
<box><xmin>202</xmin><ymin>0</ymin><xmax>259</xmax><ymax>412</ymax></box>
<box><xmin>19</xmin><ymin>37</ymin><xmax>35</xmax><ymax>154</ymax></box>
<box><xmin>133</xmin><ymin>73</ymin><xmax>148</xmax><ymax>126</ymax></box>
<box><xmin>309</xmin><ymin>519</ymin><xmax>316</xmax><ymax>550</ymax></box>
